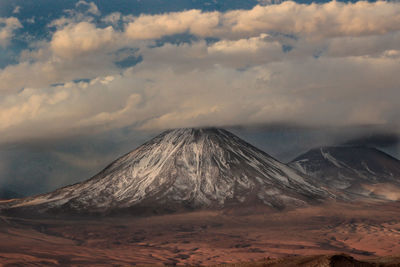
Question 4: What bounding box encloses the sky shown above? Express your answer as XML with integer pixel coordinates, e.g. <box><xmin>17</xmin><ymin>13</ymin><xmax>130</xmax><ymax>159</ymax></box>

<box><xmin>0</xmin><ymin>0</ymin><xmax>400</xmax><ymax>196</ymax></box>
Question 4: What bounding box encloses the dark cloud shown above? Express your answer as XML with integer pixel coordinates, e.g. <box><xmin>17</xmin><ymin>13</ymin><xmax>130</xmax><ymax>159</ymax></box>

<box><xmin>342</xmin><ymin>133</ymin><xmax>400</xmax><ymax>148</ymax></box>
<box><xmin>229</xmin><ymin>124</ymin><xmax>400</xmax><ymax>163</ymax></box>
<box><xmin>0</xmin><ymin>127</ymin><xmax>158</xmax><ymax>196</ymax></box>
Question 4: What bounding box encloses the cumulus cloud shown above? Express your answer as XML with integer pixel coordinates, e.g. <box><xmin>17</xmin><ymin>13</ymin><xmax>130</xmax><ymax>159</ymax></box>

<box><xmin>123</xmin><ymin>1</ymin><xmax>400</xmax><ymax>40</ymax></box>
<box><xmin>0</xmin><ymin>89</ymin><xmax>69</xmax><ymax>131</ymax></box>
<box><xmin>0</xmin><ymin>1</ymin><xmax>400</xmax><ymax>144</ymax></box>
<box><xmin>0</xmin><ymin>17</ymin><xmax>22</xmax><ymax>47</ymax></box>
<box><xmin>222</xmin><ymin>1</ymin><xmax>400</xmax><ymax>39</ymax></box>
<box><xmin>125</xmin><ymin>9</ymin><xmax>221</xmax><ymax>40</ymax></box>
<box><xmin>2</xmin><ymin>54</ymin><xmax>400</xmax><ymax>144</ymax></box>
<box><xmin>50</xmin><ymin>22</ymin><xmax>118</xmax><ymax>58</ymax></box>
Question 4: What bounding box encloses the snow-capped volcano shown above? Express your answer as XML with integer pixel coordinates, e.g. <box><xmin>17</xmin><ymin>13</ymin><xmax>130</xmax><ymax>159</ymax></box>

<box><xmin>290</xmin><ymin>146</ymin><xmax>400</xmax><ymax>200</ymax></box>
<box><xmin>1</xmin><ymin>128</ymin><xmax>330</xmax><ymax>215</ymax></box>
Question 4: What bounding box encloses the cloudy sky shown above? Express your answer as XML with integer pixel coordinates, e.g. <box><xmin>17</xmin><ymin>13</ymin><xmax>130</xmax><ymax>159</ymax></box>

<box><xmin>0</xmin><ymin>0</ymin><xmax>400</xmax><ymax>196</ymax></box>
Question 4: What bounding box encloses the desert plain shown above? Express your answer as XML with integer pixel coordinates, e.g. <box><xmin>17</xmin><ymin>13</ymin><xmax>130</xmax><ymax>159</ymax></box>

<box><xmin>1</xmin><ymin>200</ymin><xmax>400</xmax><ymax>266</ymax></box>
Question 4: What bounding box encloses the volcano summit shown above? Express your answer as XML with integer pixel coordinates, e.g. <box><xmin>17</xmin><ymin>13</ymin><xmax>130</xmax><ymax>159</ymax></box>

<box><xmin>1</xmin><ymin>128</ymin><xmax>330</xmax><ymax>216</ymax></box>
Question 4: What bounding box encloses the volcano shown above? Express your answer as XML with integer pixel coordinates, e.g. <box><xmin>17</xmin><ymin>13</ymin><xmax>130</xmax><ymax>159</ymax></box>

<box><xmin>1</xmin><ymin>128</ymin><xmax>330</xmax><ymax>216</ymax></box>
<box><xmin>290</xmin><ymin>146</ymin><xmax>400</xmax><ymax>200</ymax></box>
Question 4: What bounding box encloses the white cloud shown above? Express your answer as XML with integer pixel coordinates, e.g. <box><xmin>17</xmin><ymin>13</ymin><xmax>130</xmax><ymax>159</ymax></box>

<box><xmin>0</xmin><ymin>88</ymin><xmax>69</xmax><ymax>131</ymax></box>
<box><xmin>76</xmin><ymin>1</ymin><xmax>100</xmax><ymax>16</ymax></box>
<box><xmin>2</xmin><ymin>54</ymin><xmax>400</xmax><ymax>143</ymax></box>
<box><xmin>257</xmin><ymin>0</ymin><xmax>285</xmax><ymax>5</ymax></box>
<box><xmin>102</xmin><ymin>12</ymin><xmax>122</xmax><ymax>26</ymax></box>
<box><xmin>208</xmin><ymin>34</ymin><xmax>279</xmax><ymax>54</ymax></box>
<box><xmin>48</xmin><ymin>1</ymin><xmax>100</xmax><ymax>28</ymax></box>
<box><xmin>224</xmin><ymin>1</ymin><xmax>400</xmax><ymax>39</ymax></box>
<box><xmin>12</xmin><ymin>6</ymin><xmax>21</xmax><ymax>14</ymax></box>
<box><xmin>26</xmin><ymin>17</ymin><xmax>35</xmax><ymax>24</ymax></box>
<box><xmin>0</xmin><ymin>17</ymin><xmax>22</xmax><ymax>47</ymax></box>
<box><xmin>50</xmin><ymin>22</ymin><xmax>118</xmax><ymax>58</ymax></box>
<box><xmin>123</xmin><ymin>1</ymin><xmax>400</xmax><ymax>41</ymax></box>
<box><xmin>125</xmin><ymin>9</ymin><xmax>220</xmax><ymax>40</ymax></box>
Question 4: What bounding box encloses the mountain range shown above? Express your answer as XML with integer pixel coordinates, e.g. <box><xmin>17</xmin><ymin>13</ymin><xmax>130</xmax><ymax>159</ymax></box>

<box><xmin>1</xmin><ymin>128</ymin><xmax>399</xmax><ymax>216</ymax></box>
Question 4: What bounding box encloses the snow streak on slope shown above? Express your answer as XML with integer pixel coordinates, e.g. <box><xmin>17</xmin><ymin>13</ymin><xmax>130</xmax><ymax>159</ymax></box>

<box><xmin>2</xmin><ymin>128</ymin><xmax>330</xmax><ymax>215</ymax></box>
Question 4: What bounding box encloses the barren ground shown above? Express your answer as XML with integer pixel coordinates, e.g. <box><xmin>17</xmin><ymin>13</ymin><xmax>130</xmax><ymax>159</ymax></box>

<box><xmin>1</xmin><ymin>201</ymin><xmax>400</xmax><ymax>266</ymax></box>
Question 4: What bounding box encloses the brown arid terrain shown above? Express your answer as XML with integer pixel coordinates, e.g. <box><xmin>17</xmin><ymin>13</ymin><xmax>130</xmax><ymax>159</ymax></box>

<box><xmin>1</xmin><ymin>201</ymin><xmax>400</xmax><ymax>266</ymax></box>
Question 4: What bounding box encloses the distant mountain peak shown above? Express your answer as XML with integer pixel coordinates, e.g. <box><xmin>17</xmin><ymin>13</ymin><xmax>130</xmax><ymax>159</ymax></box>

<box><xmin>290</xmin><ymin>146</ymin><xmax>400</xmax><ymax>200</ymax></box>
